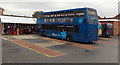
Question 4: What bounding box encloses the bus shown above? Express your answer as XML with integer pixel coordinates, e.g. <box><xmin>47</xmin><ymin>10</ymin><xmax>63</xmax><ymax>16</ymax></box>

<box><xmin>37</xmin><ymin>8</ymin><xmax>98</xmax><ymax>42</ymax></box>
<box><xmin>101</xmin><ymin>23</ymin><xmax>113</xmax><ymax>37</ymax></box>
<box><xmin>98</xmin><ymin>22</ymin><xmax>113</xmax><ymax>37</ymax></box>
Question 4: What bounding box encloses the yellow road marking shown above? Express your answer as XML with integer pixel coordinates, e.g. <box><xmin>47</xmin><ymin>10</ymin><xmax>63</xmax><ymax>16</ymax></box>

<box><xmin>10</xmin><ymin>40</ymin><xmax>66</xmax><ymax>57</ymax></box>
<box><xmin>2</xmin><ymin>37</ymin><xmax>8</xmax><ymax>40</ymax></box>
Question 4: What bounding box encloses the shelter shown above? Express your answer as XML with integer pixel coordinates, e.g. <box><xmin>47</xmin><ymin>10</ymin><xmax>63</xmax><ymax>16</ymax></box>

<box><xmin>0</xmin><ymin>15</ymin><xmax>37</xmax><ymax>35</ymax></box>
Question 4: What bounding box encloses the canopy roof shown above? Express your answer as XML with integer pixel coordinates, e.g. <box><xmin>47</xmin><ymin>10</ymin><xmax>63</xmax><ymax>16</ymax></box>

<box><xmin>98</xmin><ymin>19</ymin><xmax>120</xmax><ymax>22</ymax></box>
<box><xmin>0</xmin><ymin>15</ymin><xmax>36</xmax><ymax>24</ymax></box>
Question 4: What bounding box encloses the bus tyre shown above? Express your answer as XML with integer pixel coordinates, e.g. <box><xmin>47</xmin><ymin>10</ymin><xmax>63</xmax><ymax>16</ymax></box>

<box><xmin>66</xmin><ymin>35</ymin><xmax>72</xmax><ymax>42</ymax></box>
<box><xmin>42</xmin><ymin>32</ymin><xmax>46</xmax><ymax>36</ymax></box>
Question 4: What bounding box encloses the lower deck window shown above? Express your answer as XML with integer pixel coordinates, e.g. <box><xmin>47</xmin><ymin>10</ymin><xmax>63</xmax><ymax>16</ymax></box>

<box><xmin>41</xmin><ymin>24</ymin><xmax>79</xmax><ymax>33</ymax></box>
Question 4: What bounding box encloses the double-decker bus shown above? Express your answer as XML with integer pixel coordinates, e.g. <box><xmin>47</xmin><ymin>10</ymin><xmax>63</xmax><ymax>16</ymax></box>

<box><xmin>37</xmin><ymin>8</ymin><xmax>98</xmax><ymax>42</ymax></box>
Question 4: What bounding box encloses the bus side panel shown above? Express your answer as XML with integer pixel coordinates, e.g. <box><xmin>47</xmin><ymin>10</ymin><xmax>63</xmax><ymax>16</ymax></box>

<box><xmin>37</xmin><ymin>18</ymin><xmax>44</xmax><ymax>24</ymax></box>
<box><xmin>79</xmin><ymin>23</ymin><xmax>88</xmax><ymax>42</ymax></box>
<box><xmin>43</xmin><ymin>30</ymin><xmax>66</xmax><ymax>39</ymax></box>
<box><xmin>87</xmin><ymin>24</ymin><xmax>98</xmax><ymax>42</ymax></box>
<box><xmin>73</xmin><ymin>17</ymin><xmax>88</xmax><ymax>42</ymax></box>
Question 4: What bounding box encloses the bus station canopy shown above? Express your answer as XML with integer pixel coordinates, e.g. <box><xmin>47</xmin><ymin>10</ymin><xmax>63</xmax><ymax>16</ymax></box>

<box><xmin>0</xmin><ymin>15</ymin><xmax>36</xmax><ymax>24</ymax></box>
<box><xmin>98</xmin><ymin>19</ymin><xmax>120</xmax><ymax>22</ymax></box>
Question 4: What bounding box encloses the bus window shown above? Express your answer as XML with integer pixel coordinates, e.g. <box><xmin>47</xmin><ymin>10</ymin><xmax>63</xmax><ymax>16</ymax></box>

<box><xmin>44</xmin><ymin>14</ymin><xmax>47</xmax><ymax>18</ymax></box>
<box><xmin>54</xmin><ymin>13</ymin><xmax>57</xmax><ymax>17</ymax></box>
<box><xmin>57</xmin><ymin>13</ymin><xmax>60</xmax><ymax>17</ymax></box>
<box><xmin>88</xmin><ymin>9</ymin><xmax>97</xmax><ymax>16</ymax></box>
<box><xmin>44</xmin><ymin>19</ymin><xmax>47</xmax><ymax>23</ymax></box>
<box><xmin>49</xmin><ymin>24</ymin><xmax>53</xmax><ymax>30</ymax></box>
<box><xmin>60</xmin><ymin>13</ymin><xmax>64</xmax><ymax>17</ymax></box>
<box><xmin>57</xmin><ymin>25</ymin><xmax>64</xmax><ymax>31</ymax></box>
<box><xmin>106</xmin><ymin>23</ymin><xmax>113</xmax><ymax>28</ymax></box>
<box><xmin>65</xmin><ymin>25</ymin><xmax>74</xmax><ymax>32</ymax></box>
<box><xmin>48</xmin><ymin>14</ymin><xmax>50</xmax><ymax>18</ymax></box>
<box><xmin>57</xmin><ymin>12</ymin><xmax>65</xmax><ymax>17</ymax></box>
<box><xmin>42</xmin><ymin>24</ymin><xmax>47</xmax><ymax>30</ymax></box>
<box><xmin>70</xmin><ymin>18</ymin><xmax>73</xmax><ymax>23</ymax></box>
<box><xmin>66</xmin><ymin>11</ymin><xmax>75</xmax><ymax>17</ymax></box>
<box><xmin>75</xmin><ymin>10</ymin><xmax>84</xmax><ymax>17</ymax></box>
<box><xmin>51</xmin><ymin>24</ymin><xmax>57</xmax><ymax>31</ymax></box>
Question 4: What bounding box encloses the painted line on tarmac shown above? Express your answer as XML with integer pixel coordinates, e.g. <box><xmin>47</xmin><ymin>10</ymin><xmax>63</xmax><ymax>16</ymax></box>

<box><xmin>95</xmin><ymin>40</ymin><xmax>117</xmax><ymax>45</ymax></box>
<box><xmin>10</xmin><ymin>39</ymin><xmax>66</xmax><ymax>57</ymax></box>
<box><xmin>98</xmin><ymin>37</ymin><xmax>119</xmax><ymax>41</ymax></box>
<box><xmin>40</xmin><ymin>38</ymin><xmax>99</xmax><ymax>50</ymax></box>
<box><xmin>2</xmin><ymin>37</ymin><xmax>9</xmax><ymax>40</ymax></box>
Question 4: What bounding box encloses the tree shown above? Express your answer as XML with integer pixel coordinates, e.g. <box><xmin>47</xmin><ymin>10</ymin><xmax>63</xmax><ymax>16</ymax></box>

<box><xmin>32</xmin><ymin>11</ymin><xmax>43</xmax><ymax>18</ymax></box>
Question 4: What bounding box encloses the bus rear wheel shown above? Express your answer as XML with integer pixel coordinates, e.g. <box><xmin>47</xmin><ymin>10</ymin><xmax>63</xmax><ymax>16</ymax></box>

<box><xmin>66</xmin><ymin>35</ymin><xmax>72</xmax><ymax>42</ymax></box>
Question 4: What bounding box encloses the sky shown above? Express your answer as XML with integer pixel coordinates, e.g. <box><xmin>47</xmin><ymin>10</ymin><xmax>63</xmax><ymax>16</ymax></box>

<box><xmin>0</xmin><ymin>0</ymin><xmax>119</xmax><ymax>18</ymax></box>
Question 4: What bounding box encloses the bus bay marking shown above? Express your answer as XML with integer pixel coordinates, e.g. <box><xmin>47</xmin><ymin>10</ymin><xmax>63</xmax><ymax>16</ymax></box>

<box><xmin>40</xmin><ymin>37</ymin><xmax>99</xmax><ymax>50</ymax></box>
<box><xmin>10</xmin><ymin>39</ymin><xmax>66</xmax><ymax>57</ymax></box>
<box><xmin>95</xmin><ymin>40</ymin><xmax>117</xmax><ymax>45</ymax></box>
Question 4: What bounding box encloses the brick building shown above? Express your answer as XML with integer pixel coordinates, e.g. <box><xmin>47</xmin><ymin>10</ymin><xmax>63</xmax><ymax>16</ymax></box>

<box><xmin>98</xmin><ymin>14</ymin><xmax>120</xmax><ymax>36</ymax></box>
<box><xmin>0</xmin><ymin>7</ymin><xmax>4</xmax><ymax>34</ymax></box>
<box><xmin>0</xmin><ymin>7</ymin><xmax>4</xmax><ymax>15</ymax></box>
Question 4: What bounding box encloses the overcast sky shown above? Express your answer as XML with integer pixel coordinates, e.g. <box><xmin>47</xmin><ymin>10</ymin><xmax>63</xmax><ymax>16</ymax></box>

<box><xmin>0</xmin><ymin>0</ymin><xmax>119</xmax><ymax>17</ymax></box>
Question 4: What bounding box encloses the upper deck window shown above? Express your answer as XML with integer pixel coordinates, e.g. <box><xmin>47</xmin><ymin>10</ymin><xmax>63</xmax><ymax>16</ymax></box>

<box><xmin>88</xmin><ymin>9</ymin><xmax>97</xmax><ymax>16</ymax></box>
<box><xmin>75</xmin><ymin>10</ymin><xmax>84</xmax><ymax>17</ymax></box>
<box><xmin>65</xmin><ymin>11</ymin><xmax>75</xmax><ymax>17</ymax></box>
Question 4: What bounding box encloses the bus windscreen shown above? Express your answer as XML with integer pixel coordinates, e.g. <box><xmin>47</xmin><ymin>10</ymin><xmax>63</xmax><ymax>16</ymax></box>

<box><xmin>106</xmin><ymin>23</ymin><xmax>113</xmax><ymax>28</ymax></box>
<box><xmin>88</xmin><ymin>10</ymin><xmax>97</xmax><ymax>16</ymax></box>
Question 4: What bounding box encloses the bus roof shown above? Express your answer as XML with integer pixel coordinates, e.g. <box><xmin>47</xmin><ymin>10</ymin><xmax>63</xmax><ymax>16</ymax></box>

<box><xmin>37</xmin><ymin>7</ymin><xmax>95</xmax><ymax>14</ymax></box>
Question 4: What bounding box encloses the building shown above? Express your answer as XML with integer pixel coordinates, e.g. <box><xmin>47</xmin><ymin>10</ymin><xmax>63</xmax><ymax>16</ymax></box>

<box><xmin>0</xmin><ymin>7</ymin><xmax>37</xmax><ymax>35</ymax></box>
<box><xmin>0</xmin><ymin>15</ymin><xmax>37</xmax><ymax>35</ymax></box>
<box><xmin>0</xmin><ymin>7</ymin><xmax>4</xmax><ymax>15</ymax></box>
<box><xmin>98</xmin><ymin>14</ymin><xmax>120</xmax><ymax>36</ymax></box>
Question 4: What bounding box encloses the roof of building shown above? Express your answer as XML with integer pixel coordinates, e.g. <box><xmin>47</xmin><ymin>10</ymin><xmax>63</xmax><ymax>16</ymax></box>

<box><xmin>98</xmin><ymin>19</ymin><xmax>120</xmax><ymax>21</ymax></box>
<box><xmin>114</xmin><ymin>13</ymin><xmax>120</xmax><ymax>19</ymax></box>
<box><xmin>0</xmin><ymin>7</ymin><xmax>4</xmax><ymax>11</ymax></box>
<box><xmin>98</xmin><ymin>13</ymin><xmax>120</xmax><ymax>22</ymax></box>
<box><xmin>0</xmin><ymin>15</ymin><xmax>36</xmax><ymax>24</ymax></box>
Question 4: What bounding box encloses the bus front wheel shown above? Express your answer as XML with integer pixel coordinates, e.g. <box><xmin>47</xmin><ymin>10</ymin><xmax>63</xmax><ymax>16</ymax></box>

<box><xmin>66</xmin><ymin>35</ymin><xmax>72</xmax><ymax>42</ymax></box>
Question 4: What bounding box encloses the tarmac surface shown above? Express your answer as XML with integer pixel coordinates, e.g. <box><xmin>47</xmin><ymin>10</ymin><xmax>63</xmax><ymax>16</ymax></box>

<box><xmin>2</xmin><ymin>35</ymin><xmax>118</xmax><ymax>63</ymax></box>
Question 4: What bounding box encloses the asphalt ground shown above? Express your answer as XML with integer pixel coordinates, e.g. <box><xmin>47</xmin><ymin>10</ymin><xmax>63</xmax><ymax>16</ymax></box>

<box><xmin>2</xmin><ymin>35</ymin><xmax>118</xmax><ymax>63</ymax></box>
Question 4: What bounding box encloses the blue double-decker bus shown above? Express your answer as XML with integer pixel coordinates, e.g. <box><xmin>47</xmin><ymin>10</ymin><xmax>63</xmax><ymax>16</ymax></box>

<box><xmin>37</xmin><ymin>8</ymin><xmax>98</xmax><ymax>42</ymax></box>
